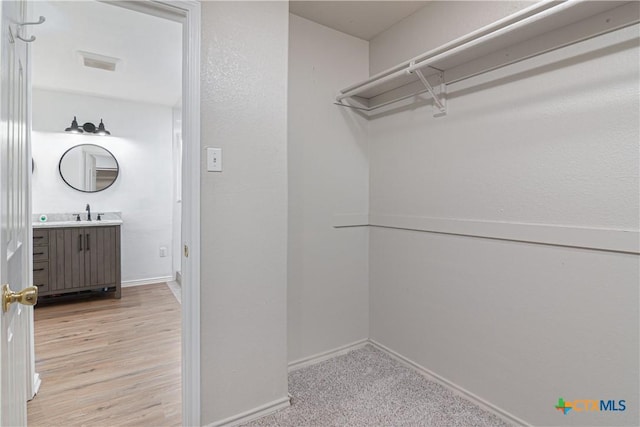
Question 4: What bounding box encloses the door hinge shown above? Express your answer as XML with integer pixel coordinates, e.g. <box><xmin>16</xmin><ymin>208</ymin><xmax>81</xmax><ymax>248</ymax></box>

<box><xmin>184</xmin><ymin>244</ymin><xmax>189</xmax><ymax>258</ymax></box>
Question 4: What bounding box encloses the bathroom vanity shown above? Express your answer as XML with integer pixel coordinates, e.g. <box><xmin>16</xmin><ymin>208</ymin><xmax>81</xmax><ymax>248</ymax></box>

<box><xmin>33</xmin><ymin>215</ymin><xmax>122</xmax><ymax>299</ymax></box>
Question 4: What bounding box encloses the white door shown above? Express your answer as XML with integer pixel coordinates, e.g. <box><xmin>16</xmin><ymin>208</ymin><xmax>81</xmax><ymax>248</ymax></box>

<box><xmin>0</xmin><ymin>0</ymin><xmax>35</xmax><ymax>425</ymax></box>
<box><xmin>84</xmin><ymin>151</ymin><xmax>96</xmax><ymax>192</ymax></box>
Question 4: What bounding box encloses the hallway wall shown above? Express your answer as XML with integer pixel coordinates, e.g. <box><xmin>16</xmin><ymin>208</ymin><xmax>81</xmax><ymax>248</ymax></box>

<box><xmin>200</xmin><ymin>1</ymin><xmax>289</xmax><ymax>424</ymax></box>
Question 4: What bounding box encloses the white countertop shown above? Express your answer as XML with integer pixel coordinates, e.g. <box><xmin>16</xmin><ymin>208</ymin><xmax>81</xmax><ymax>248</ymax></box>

<box><xmin>32</xmin><ymin>212</ymin><xmax>123</xmax><ymax>228</ymax></box>
<box><xmin>33</xmin><ymin>219</ymin><xmax>123</xmax><ymax>228</ymax></box>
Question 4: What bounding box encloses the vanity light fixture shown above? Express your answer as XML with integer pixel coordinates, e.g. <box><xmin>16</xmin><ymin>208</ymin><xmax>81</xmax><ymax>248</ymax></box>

<box><xmin>64</xmin><ymin>117</ymin><xmax>111</xmax><ymax>136</ymax></box>
<box><xmin>64</xmin><ymin>116</ymin><xmax>83</xmax><ymax>134</ymax></box>
<box><xmin>95</xmin><ymin>119</ymin><xmax>111</xmax><ymax>136</ymax></box>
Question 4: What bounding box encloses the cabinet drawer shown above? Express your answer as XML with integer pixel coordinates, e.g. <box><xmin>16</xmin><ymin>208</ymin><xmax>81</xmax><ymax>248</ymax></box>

<box><xmin>33</xmin><ymin>246</ymin><xmax>49</xmax><ymax>261</ymax></box>
<box><xmin>33</xmin><ymin>229</ymin><xmax>49</xmax><ymax>245</ymax></box>
<box><xmin>33</xmin><ymin>262</ymin><xmax>49</xmax><ymax>287</ymax></box>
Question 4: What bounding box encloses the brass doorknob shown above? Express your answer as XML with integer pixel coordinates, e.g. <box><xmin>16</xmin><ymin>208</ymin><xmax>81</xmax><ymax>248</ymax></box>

<box><xmin>2</xmin><ymin>284</ymin><xmax>38</xmax><ymax>313</ymax></box>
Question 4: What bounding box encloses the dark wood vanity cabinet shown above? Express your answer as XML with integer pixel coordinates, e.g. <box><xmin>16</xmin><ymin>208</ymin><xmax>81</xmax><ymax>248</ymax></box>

<box><xmin>33</xmin><ymin>228</ymin><xmax>51</xmax><ymax>294</ymax></box>
<box><xmin>33</xmin><ymin>226</ymin><xmax>121</xmax><ymax>299</ymax></box>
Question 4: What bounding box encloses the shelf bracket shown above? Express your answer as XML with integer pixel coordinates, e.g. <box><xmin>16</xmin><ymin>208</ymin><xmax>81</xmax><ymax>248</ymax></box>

<box><xmin>409</xmin><ymin>63</ymin><xmax>447</xmax><ymax>117</ymax></box>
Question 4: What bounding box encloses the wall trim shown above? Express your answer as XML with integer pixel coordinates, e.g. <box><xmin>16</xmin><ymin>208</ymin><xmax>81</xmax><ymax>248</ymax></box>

<box><xmin>174</xmin><ymin>2</ymin><xmax>202</xmax><ymax>427</ymax></box>
<box><xmin>333</xmin><ymin>213</ymin><xmax>639</xmax><ymax>253</ymax></box>
<box><xmin>368</xmin><ymin>339</ymin><xmax>531</xmax><ymax>427</ymax></box>
<box><xmin>288</xmin><ymin>339</ymin><xmax>369</xmax><ymax>372</ymax></box>
<box><xmin>368</xmin><ymin>214</ymin><xmax>639</xmax><ymax>254</ymax></box>
<box><xmin>333</xmin><ymin>214</ymin><xmax>370</xmax><ymax>228</ymax></box>
<box><xmin>121</xmin><ymin>275</ymin><xmax>174</xmax><ymax>288</ymax></box>
<box><xmin>206</xmin><ymin>396</ymin><xmax>291</xmax><ymax>427</ymax></box>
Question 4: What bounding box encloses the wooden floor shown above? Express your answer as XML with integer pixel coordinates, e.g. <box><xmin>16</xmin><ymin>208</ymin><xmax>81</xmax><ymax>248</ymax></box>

<box><xmin>27</xmin><ymin>284</ymin><xmax>181</xmax><ymax>427</ymax></box>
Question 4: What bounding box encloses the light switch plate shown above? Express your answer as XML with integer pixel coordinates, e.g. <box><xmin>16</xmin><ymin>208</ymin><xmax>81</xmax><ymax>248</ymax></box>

<box><xmin>207</xmin><ymin>147</ymin><xmax>222</xmax><ymax>172</ymax></box>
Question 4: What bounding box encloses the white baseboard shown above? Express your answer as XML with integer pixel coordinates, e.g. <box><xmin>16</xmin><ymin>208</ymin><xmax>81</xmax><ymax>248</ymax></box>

<box><xmin>206</xmin><ymin>396</ymin><xmax>291</xmax><ymax>427</ymax></box>
<box><xmin>288</xmin><ymin>339</ymin><xmax>369</xmax><ymax>372</ymax></box>
<box><xmin>30</xmin><ymin>373</ymin><xmax>41</xmax><ymax>400</ymax></box>
<box><xmin>368</xmin><ymin>339</ymin><xmax>531</xmax><ymax>427</ymax></box>
<box><xmin>121</xmin><ymin>276</ymin><xmax>174</xmax><ymax>288</ymax></box>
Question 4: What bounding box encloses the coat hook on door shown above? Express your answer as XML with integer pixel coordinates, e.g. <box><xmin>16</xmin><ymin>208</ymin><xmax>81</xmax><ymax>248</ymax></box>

<box><xmin>18</xmin><ymin>15</ymin><xmax>46</xmax><ymax>27</ymax></box>
<box><xmin>16</xmin><ymin>16</ymin><xmax>45</xmax><ymax>43</ymax></box>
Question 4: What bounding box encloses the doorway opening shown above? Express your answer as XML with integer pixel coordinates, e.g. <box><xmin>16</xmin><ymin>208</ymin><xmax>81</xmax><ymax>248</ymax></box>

<box><xmin>24</xmin><ymin>0</ymin><xmax>200</xmax><ymax>425</ymax></box>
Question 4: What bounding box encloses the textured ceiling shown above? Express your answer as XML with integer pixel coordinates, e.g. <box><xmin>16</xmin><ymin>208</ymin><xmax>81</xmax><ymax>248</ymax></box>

<box><xmin>290</xmin><ymin>1</ymin><xmax>429</xmax><ymax>40</ymax></box>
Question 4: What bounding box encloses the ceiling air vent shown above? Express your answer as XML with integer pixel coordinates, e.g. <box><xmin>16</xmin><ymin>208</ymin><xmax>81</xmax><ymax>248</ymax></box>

<box><xmin>77</xmin><ymin>51</ymin><xmax>120</xmax><ymax>72</ymax></box>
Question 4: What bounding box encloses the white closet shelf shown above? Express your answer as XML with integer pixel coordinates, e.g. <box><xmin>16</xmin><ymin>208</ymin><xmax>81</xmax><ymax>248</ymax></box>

<box><xmin>335</xmin><ymin>0</ymin><xmax>640</xmax><ymax>116</ymax></box>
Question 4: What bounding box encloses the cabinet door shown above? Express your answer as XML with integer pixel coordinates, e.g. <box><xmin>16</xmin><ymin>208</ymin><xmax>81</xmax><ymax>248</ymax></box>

<box><xmin>49</xmin><ymin>227</ymin><xmax>85</xmax><ymax>291</ymax></box>
<box><xmin>84</xmin><ymin>226</ymin><xmax>118</xmax><ymax>287</ymax></box>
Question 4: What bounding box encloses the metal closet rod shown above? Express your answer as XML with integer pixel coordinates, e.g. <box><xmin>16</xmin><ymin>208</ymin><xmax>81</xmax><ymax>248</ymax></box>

<box><xmin>339</xmin><ymin>0</ymin><xmax>559</xmax><ymax>95</ymax></box>
<box><xmin>336</xmin><ymin>0</ymin><xmax>583</xmax><ymax>102</ymax></box>
<box><xmin>337</xmin><ymin>7</ymin><xmax>639</xmax><ymax>115</ymax></box>
<box><xmin>336</xmin><ymin>4</ymin><xmax>640</xmax><ymax>112</ymax></box>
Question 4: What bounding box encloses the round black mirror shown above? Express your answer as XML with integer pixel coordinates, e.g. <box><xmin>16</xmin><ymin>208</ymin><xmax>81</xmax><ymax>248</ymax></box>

<box><xmin>59</xmin><ymin>144</ymin><xmax>119</xmax><ymax>193</ymax></box>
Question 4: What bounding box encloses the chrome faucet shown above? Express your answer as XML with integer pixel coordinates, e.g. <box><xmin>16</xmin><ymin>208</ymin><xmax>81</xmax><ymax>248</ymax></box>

<box><xmin>86</xmin><ymin>204</ymin><xmax>92</xmax><ymax>221</ymax></box>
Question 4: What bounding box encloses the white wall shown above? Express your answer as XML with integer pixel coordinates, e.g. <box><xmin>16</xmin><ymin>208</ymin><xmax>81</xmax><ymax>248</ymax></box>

<box><xmin>32</xmin><ymin>89</ymin><xmax>175</xmax><ymax>284</ymax></box>
<box><xmin>287</xmin><ymin>14</ymin><xmax>370</xmax><ymax>364</ymax></box>
<box><xmin>200</xmin><ymin>2</ymin><xmax>289</xmax><ymax>424</ymax></box>
<box><xmin>368</xmin><ymin>7</ymin><xmax>639</xmax><ymax>427</ymax></box>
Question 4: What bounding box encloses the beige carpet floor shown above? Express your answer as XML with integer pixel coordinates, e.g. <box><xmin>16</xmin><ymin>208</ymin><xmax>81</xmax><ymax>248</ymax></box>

<box><xmin>245</xmin><ymin>345</ymin><xmax>511</xmax><ymax>427</ymax></box>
